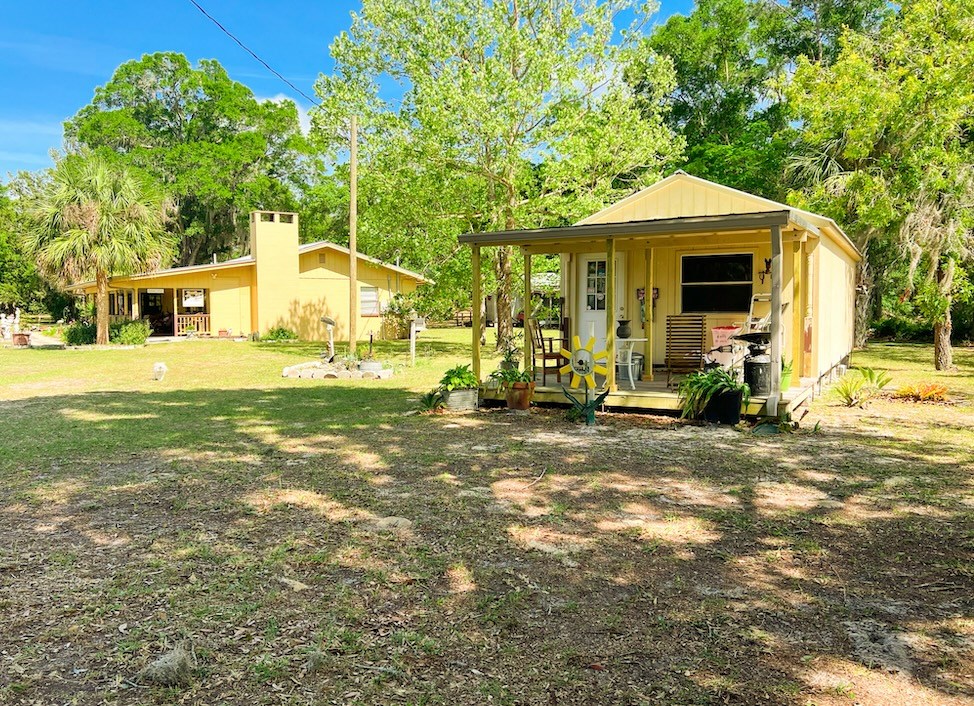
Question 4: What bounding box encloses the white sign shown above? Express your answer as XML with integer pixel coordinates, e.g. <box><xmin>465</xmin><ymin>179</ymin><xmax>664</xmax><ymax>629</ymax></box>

<box><xmin>182</xmin><ymin>289</ymin><xmax>205</xmax><ymax>308</ymax></box>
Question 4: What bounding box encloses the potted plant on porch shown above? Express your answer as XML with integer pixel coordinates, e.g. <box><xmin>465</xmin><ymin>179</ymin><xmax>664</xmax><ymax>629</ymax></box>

<box><xmin>438</xmin><ymin>364</ymin><xmax>480</xmax><ymax>411</ymax></box>
<box><xmin>490</xmin><ymin>366</ymin><xmax>536</xmax><ymax>411</ymax></box>
<box><xmin>678</xmin><ymin>368</ymin><xmax>750</xmax><ymax>425</ymax></box>
<box><xmin>781</xmin><ymin>359</ymin><xmax>793</xmax><ymax>392</ymax></box>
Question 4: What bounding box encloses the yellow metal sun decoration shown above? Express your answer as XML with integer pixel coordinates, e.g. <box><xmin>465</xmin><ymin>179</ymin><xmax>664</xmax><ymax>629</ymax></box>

<box><xmin>559</xmin><ymin>335</ymin><xmax>609</xmax><ymax>389</ymax></box>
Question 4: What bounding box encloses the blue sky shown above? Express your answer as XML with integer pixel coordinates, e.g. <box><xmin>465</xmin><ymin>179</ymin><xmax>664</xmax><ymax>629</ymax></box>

<box><xmin>0</xmin><ymin>0</ymin><xmax>693</xmax><ymax>181</ymax></box>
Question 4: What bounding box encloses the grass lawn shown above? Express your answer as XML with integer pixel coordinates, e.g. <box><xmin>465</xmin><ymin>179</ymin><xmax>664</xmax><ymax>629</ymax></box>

<box><xmin>1</xmin><ymin>331</ymin><xmax>972</xmax><ymax>705</ymax></box>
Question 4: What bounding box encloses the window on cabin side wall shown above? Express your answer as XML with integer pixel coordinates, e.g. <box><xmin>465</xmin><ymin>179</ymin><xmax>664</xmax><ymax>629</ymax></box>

<box><xmin>361</xmin><ymin>286</ymin><xmax>381</xmax><ymax>316</ymax></box>
<box><xmin>681</xmin><ymin>254</ymin><xmax>753</xmax><ymax>313</ymax></box>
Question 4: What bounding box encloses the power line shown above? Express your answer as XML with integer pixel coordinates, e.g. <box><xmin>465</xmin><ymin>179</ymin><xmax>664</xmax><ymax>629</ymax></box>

<box><xmin>187</xmin><ymin>0</ymin><xmax>320</xmax><ymax>106</ymax></box>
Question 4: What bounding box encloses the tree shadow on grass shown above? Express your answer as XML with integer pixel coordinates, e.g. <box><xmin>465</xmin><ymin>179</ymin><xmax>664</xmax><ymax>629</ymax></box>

<box><xmin>1</xmin><ymin>390</ymin><xmax>973</xmax><ymax>704</ymax></box>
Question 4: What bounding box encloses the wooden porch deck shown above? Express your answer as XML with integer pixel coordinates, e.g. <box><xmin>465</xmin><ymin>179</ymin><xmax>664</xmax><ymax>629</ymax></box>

<box><xmin>481</xmin><ymin>369</ymin><xmax>817</xmax><ymax>418</ymax></box>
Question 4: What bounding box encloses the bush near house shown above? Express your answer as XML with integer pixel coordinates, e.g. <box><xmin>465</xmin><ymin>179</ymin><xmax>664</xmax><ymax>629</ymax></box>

<box><xmin>263</xmin><ymin>326</ymin><xmax>299</xmax><ymax>341</ymax></box>
<box><xmin>63</xmin><ymin>319</ymin><xmax>153</xmax><ymax>346</ymax></box>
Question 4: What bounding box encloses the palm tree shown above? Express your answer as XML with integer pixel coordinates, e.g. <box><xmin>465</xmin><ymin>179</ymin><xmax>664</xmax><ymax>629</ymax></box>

<box><xmin>24</xmin><ymin>154</ymin><xmax>175</xmax><ymax>344</ymax></box>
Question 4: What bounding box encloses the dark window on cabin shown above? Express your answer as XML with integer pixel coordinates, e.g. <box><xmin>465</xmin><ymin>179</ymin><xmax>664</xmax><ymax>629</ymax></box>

<box><xmin>681</xmin><ymin>254</ymin><xmax>753</xmax><ymax>313</ymax></box>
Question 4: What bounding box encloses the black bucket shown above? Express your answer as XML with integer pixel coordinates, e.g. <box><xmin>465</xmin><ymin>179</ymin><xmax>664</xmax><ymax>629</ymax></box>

<box><xmin>744</xmin><ymin>357</ymin><xmax>771</xmax><ymax>397</ymax></box>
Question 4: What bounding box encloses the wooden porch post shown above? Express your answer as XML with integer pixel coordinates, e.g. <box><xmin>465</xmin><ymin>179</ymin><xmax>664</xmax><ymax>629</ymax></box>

<box><xmin>472</xmin><ymin>245</ymin><xmax>482</xmax><ymax>381</ymax></box>
<box><xmin>644</xmin><ymin>247</ymin><xmax>654</xmax><ymax>381</ymax></box>
<box><xmin>605</xmin><ymin>238</ymin><xmax>617</xmax><ymax>391</ymax></box>
<box><xmin>131</xmin><ymin>289</ymin><xmax>140</xmax><ymax>321</ymax></box>
<box><xmin>523</xmin><ymin>248</ymin><xmax>532</xmax><ymax>372</ymax></box>
<box><xmin>173</xmin><ymin>288</ymin><xmax>179</xmax><ymax>336</ymax></box>
<box><xmin>769</xmin><ymin>225</ymin><xmax>783</xmax><ymax>416</ymax></box>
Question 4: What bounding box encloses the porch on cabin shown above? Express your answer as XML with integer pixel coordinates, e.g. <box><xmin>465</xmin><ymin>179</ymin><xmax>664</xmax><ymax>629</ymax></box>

<box><xmin>461</xmin><ymin>210</ymin><xmax>819</xmax><ymax>418</ymax></box>
<box><xmin>480</xmin><ymin>368</ymin><xmax>819</xmax><ymax>417</ymax></box>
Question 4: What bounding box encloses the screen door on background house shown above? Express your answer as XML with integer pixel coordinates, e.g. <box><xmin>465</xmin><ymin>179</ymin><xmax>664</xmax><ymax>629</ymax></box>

<box><xmin>577</xmin><ymin>253</ymin><xmax>625</xmax><ymax>344</ymax></box>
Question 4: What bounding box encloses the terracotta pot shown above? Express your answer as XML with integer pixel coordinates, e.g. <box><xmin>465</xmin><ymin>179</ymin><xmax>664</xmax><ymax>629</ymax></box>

<box><xmin>11</xmin><ymin>332</ymin><xmax>30</xmax><ymax>347</ymax></box>
<box><xmin>505</xmin><ymin>381</ymin><xmax>535</xmax><ymax>410</ymax></box>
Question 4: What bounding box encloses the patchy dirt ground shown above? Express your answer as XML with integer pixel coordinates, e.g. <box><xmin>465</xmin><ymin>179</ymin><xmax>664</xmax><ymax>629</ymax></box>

<box><xmin>1</xmin><ymin>339</ymin><xmax>973</xmax><ymax>704</ymax></box>
<box><xmin>1</xmin><ymin>388</ymin><xmax>973</xmax><ymax>705</ymax></box>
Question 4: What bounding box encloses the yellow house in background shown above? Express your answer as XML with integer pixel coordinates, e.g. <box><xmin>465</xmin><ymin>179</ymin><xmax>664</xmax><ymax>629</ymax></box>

<box><xmin>68</xmin><ymin>211</ymin><xmax>430</xmax><ymax>341</ymax></box>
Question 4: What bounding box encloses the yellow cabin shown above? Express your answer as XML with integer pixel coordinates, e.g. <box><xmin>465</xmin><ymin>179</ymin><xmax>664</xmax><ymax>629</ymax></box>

<box><xmin>67</xmin><ymin>211</ymin><xmax>429</xmax><ymax>341</ymax></box>
<box><xmin>461</xmin><ymin>172</ymin><xmax>861</xmax><ymax>417</ymax></box>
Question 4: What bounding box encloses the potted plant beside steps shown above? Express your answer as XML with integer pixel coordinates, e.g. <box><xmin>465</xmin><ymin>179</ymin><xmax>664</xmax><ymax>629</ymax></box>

<box><xmin>678</xmin><ymin>368</ymin><xmax>750</xmax><ymax>425</ymax></box>
<box><xmin>439</xmin><ymin>364</ymin><xmax>480</xmax><ymax>411</ymax></box>
<box><xmin>490</xmin><ymin>366</ymin><xmax>536</xmax><ymax>411</ymax></box>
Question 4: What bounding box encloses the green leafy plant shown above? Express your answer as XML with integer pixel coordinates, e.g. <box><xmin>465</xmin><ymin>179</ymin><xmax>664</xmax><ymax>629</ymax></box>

<box><xmin>781</xmin><ymin>359</ymin><xmax>794</xmax><ymax>391</ymax></box>
<box><xmin>439</xmin><ymin>364</ymin><xmax>479</xmax><ymax>391</ymax></box>
<box><xmin>678</xmin><ymin>368</ymin><xmax>750</xmax><ymax>419</ymax></box>
<box><xmin>499</xmin><ymin>336</ymin><xmax>522</xmax><ymax>370</ymax></box>
<box><xmin>834</xmin><ymin>367</ymin><xmax>892</xmax><ymax>407</ymax></box>
<box><xmin>833</xmin><ymin>374</ymin><xmax>867</xmax><ymax>407</ymax></box>
<box><xmin>264</xmin><ymin>326</ymin><xmax>298</xmax><ymax>342</ymax></box>
<box><xmin>489</xmin><ymin>365</ymin><xmax>534</xmax><ymax>387</ymax></box>
<box><xmin>418</xmin><ymin>389</ymin><xmax>445</xmax><ymax>413</ymax></box>
<box><xmin>858</xmin><ymin>367</ymin><xmax>892</xmax><ymax>390</ymax></box>
<box><xmin>382</xmin><ymin>292</ymin><xmax>418</xmax><ymax>339</ymax></box>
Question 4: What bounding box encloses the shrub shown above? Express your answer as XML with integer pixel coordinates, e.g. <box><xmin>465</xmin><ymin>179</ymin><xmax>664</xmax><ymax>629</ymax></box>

<box><xmin>894</xmin><ymin>383</ymin><xmax>949</xmax><ymax>402</ymax></box>
<box><xmin>110</xmin><ymin>320</ymin><xmax>152</xmax><ymax>345</ymax></box>
<box><xmin>63</xmin><ymin>322</ymin><xmax>97</xmax><ymax>345</ymax></box>
<box><xmin>264</xmin><ymin>326</ymin><xmax>298</xmax><ymax>341</ymax></box>
<box><xmin>871</xmin><ymin>317</ymin><xmax>933</xmax><ymax>342</ymax></box>
<box><xmin>63</xmin><ymin>319</ymin><xmax>153</xmax><ymax>345</ymax></box>
<box><xmin>382</xmin><ymin>292</ymin><xmax>417</xmax><ymax>339</ymax></box>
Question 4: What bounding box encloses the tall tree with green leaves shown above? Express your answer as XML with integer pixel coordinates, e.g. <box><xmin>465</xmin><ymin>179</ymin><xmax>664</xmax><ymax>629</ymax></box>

<box><xmin>788</xmin><ymin>0</ymin><xmax>974</xmax><ymax>369</ymax></box>
<box><xmin>23</xmin><ymin>154</ymin><xmax>175</xmax><ymax>344</ymax></box>
<box><xmin>630</xmin><ymin>0</ymin><xmax>789</xmax><ymax>198</ymax></box>
<box><xmin>313</xmin><ymin>0</ymin><xmax>683</xmax><ymax>348</ymax></box>
<box><xmin>756</xmin><ymin>0</ymin><xmax>889</xmax><ymax>66</ymax></box>
<box><xmin>627</xmin><ymin>0</ymin><xmax>887</xmax><ymax>199</ymax></box>
<box><xmin>65</xmin><ymin>52</ymin><xmax>305</xmax><ymax>265</ymax></box>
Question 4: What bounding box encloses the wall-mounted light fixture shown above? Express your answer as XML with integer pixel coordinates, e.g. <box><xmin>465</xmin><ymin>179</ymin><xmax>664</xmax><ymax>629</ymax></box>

<box><xmin>758</xmin><ymin>258</ymin><xmax>772</xmax><ymax>285</ymax></box>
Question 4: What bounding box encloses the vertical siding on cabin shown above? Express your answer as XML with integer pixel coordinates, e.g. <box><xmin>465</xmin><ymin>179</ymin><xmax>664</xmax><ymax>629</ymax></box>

<box><xmin>813</xmin><ymin>236</ymin><xmax>856</xmax><ymax>377</ymax></box>
<box><xmin>583</xmin><ymin>180</ymin><xmax>782</xmax><ymax>225</ymax></box>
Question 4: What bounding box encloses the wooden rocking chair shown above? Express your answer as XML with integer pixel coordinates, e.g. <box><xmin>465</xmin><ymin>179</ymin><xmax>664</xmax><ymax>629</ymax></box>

<box><xmin>665</xmin><ymin>314</ymin><xmax>707</xmax><ymax>388</ymax></box>
<box><xmin>529</xmin><ymin>318</ymin><xmax>562</xmax><ymax>386</ymax></box>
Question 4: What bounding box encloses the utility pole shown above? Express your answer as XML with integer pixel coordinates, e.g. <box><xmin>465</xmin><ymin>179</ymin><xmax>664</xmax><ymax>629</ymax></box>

<box><xmin>348</xmin><ymin>114</ymin><xmax>358</xmax><ymax>356</ymax></box>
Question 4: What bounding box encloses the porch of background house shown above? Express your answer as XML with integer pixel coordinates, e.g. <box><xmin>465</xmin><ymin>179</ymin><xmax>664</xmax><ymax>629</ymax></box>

<box><xmin>463</xmin><ymin>211</ymin><xmax>814</xmax><ymax>418</ymax></box>
<box><xmin>103</xmin><ymin>287</ymin><xmax>212</xmax><ymax>336</ymax></box>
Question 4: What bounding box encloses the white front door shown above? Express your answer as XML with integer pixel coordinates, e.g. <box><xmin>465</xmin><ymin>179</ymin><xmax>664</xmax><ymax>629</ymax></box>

<box><xmin>577</xmin><ymin>253</ymin><xmax>625</xmax><ymax>345</ymax></box>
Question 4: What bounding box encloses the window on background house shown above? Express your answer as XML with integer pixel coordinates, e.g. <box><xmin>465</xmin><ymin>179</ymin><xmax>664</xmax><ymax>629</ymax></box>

<box><xmin>360</xmin><ymin>286</ymin><xmax>381</xmax><ymax>316</ymax></box>
<box><xmin>681</xmin><ymin>254</ymin><xmax>753</xmax><ymax>313</ymax></box>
